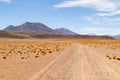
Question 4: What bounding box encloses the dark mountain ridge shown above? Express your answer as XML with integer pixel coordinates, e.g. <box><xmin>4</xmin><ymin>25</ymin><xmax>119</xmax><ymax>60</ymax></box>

<box><xmin>55</xmin><ymin>28</ymin><xmax>78</xmax><ymax>35</ymax></box>
<box><xmin>4</xmin><ymin>22</ymin><xmax>62</xmax><ymax>35</ymax></box>
<box><xmin>0</xmin><ymin>30</ymin><xmax>27</xmax><ymax>38</ymax></box>
<box><xmin>2</xmin><ymin>22</ymin><xmax>114</xmax><ymax>39</ymax></box>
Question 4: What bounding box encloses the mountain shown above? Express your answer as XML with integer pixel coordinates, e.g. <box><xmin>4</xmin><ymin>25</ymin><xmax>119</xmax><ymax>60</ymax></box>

<box><xmin>112</xmin><ymin>35</ymin><xmax>120</xmax><ymax>39</ymax></box>
<box><xmin>3</xmin><ymin>22</ymin><xmax>114</xmax><ymax>39</ymax></box>
<box><xmin>55</xmin><ymin>28</ymin><xmax>78</xmax><ymax>35</ymax></box>
<box><xmin>0</xmin><ymin>30</ymin><xmax>27</xmax><ymax>38</ymax></box>
<box><xmin>4</xmin><ymin>22</ymin><xmax>62</xmax><ymax>35</ymax></box>
<box><xmin>87</xmin><ymin>33</ymin><xmax>96</xmax><ymax>36</ymax></box>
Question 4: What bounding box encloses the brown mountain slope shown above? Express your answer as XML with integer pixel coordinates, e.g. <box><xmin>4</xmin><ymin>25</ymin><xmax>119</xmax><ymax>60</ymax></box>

<box><xmin>0</xmin><ymin>30</ymin><xmax>27</xmax><ymax>38</ymax></box>
<box><xmin>3</xmin><ymin>22</ymin><xmax>114</xmax><ymax>39</ymax></box>
<box><xmin>4</xmin><ymin>22</ymin><xmax>62</xmax><ymax>35</ymax></box>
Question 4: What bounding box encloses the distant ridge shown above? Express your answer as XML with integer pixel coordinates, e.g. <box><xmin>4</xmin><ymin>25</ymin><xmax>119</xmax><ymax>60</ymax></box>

<box><xmin>0</xmin><ymin>30</ymin><xmax>27</xmax><ymax>38</ymax></box>
<box><xmin>2</xmin><ymin>22</ymin><xmax>114</xmax><ymax>39</ymax></box>
<box><xmin>4</xmin><ymin>22</ymin><xmax>62</xmax><ymax>35</ymax></box>
<box><xmin>55</xmin><ymin>28</ymin><xmax>78</xmax><ymax>35</ymax></box>
<box><xmin>112</xmin><ymin>35</ymin><xmax>120</xmax><ymax>39</ymax></box>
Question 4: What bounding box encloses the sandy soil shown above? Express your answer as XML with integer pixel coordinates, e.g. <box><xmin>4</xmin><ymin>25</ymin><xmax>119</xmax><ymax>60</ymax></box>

<box><xmin>1</xmin><ymin>43</ymin><xmax>120</xmax><ymax>80</ymax></box>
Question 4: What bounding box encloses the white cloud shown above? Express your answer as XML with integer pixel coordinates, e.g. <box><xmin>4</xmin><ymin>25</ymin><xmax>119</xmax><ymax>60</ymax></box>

<box><xmin>84</xmin><ymin>16</ymin><xmax>99</xmax><ymax>24</ymax></box>
<box><xmin>0</xmin><ymin>0</ymin><xmax>11</xmax><ymax>3</ymax></box>
<box><xmin>96</xmin><ymin>10</ymin><xmax>120</xmax><ymax>16</ymax></box>
<box><xmin>82</xmin><ymin>27</ymin><xmax>112</xmax><ymax>31</ymax></box>
<box><xmin>84</xmin><ymin>16</ymin><xmax>120</xmax><ymax>25</ymax></box>
<box><xmin>102</xmin><ymin>17</ymin><xmax>120</xmax><ymax>22</ymax></box>
<box><xmin>81</xmin><ymin>27</ymin><xmax>120</xmax><ymax>35</ymax></box>
<box><xmin>54</xmin><ymin>0</ymin><xmax>118</xmax><ymax>12</ymax></box>
<box><xmin>54</xmin><ymin>0</ymin><xmax>120</xmax><ymax>16</ymax></box>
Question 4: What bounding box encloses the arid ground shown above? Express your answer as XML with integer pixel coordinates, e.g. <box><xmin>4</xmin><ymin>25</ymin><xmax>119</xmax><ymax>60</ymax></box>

<box><xmin>0</xmin><ymin>38</ymin><xmax>120</xmax><ymax>80</ymax></box>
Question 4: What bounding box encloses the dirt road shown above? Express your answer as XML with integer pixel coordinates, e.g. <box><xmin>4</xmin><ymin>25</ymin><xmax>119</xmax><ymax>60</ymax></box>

<box><xmin>1</xmin><ymin>44</ymin><xmax>120</xmax><ymax>80</ymax></box>
<box><xmin>28</xmin><ymin>44</ymin><xmax>120</xmax><ymax>80</ymax></box>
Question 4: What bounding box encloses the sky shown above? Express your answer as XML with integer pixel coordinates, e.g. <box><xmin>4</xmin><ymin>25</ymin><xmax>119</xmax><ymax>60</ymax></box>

<box><xmin>0</xmin><ymin>0</ymin><xmax>120</xmax><ymax>35</ymax></box>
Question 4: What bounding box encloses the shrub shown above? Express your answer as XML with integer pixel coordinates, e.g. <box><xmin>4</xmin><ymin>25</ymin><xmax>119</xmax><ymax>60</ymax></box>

<box><xmin>49</xmin><ymin>51</ymin><xmax>52</xmax><ymax>53</ymax></box>
<box><xmin>21</xmin><ymin>57</ymin><xmax>24</xmax><ymax>59</ymax></box>
<box><xmin>113</xmin><ymin>56</ymin><xmax>116</xmax><ymax>59</ymax></box>
<box><xmin>3</xmin><ymin>56</ymin><xmax>6</xmax><ymax>59</ymax></box>
<box><xmin>117</xmin><ymin>57</ymin><xmax>120</xmax><ymax>60</ymax></box>
<box><xmin>35</xmin><ymin>55</ymin><xmax>39</xmax><ymax>58</ymax></box>
<box><xmin>41</xmin><ymin>51</ymin><xmax>46</xmax><ymax>55</ymax></box>
<box><xmin>106</xmin><ymin>54</ymin><xmax>109</xmax><ymax>58</ymax></box>
<box><xmin>109</xmin><ymin>57</ymin><xmax>111</xmax><ymax>59</ymax></box>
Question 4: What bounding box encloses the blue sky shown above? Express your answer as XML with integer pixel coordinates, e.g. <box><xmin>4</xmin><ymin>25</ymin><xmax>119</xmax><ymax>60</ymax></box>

<box><xmin>0</xmin><ymin>0</ymin><xmax>120</xmax><ymax>35</ymax></box>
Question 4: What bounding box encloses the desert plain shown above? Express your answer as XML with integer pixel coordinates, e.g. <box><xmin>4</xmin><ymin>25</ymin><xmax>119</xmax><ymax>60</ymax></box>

<box><xmin>0</xmin><ymin>38</ymin><xmax>120</xmax><ymax>80</ymax></box>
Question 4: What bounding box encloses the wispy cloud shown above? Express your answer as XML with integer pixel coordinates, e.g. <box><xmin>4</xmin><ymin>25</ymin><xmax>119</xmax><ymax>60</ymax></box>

<box><xmin>0</xmin><ymin>0</ymin><xmax>11</xmax><ymax>3</ymax></box>
<box><xmin>82</xmin><ymin>27</ymin><xmax>111</xmax><ymax>31</ymax></box>
<box><xmin>84</xmin><ymin>16</ymin><xmax>120</xmax><ymax>24</ymax></box>
<box><xmin>81</xmin><ymin>27</ymin><xmax>120</xmax><ymax>35</ymax></box>
<box><xmin>54</xmin><ymin>0</ymin><xmax>117</xmax><ymax>12</ymax></box>
<box><xmin>96</xmin><ymin>10</ymin><xmax>120</xmax><ymax>16</ymax></box>
<box><xmin>84</xmin><ymin>16</ymin><xmax>99</xmax><ymax>24</ymax></box>
<box><xmin>54</xmin><ymin>0</ymin><xmax>120</xmax><ymax>16</ymax></box>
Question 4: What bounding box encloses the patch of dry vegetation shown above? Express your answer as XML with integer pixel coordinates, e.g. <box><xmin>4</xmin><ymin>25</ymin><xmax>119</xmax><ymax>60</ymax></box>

<box><xmin>105</xmin><ymin>54</ymin><xmax>120</xmax><ymax>61</ymax></box>
<box><xmin>0</xmin><ymin>38</ymin><xmax>120</xmax><ymax>60</ymax></box>
<box><xmin>0</xmin><ymin>41</ymin><xmax>71</xmax><ymax>59</ymax></box>
<box><xmin>77</xmin><ymin>39</ymin><xmax>120</xmax><ymax>50</ymax></box>
<box><xmin>72</xmin><ymin>38</ymin><xmax>120</xmax><ymax>61</ymax></box>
